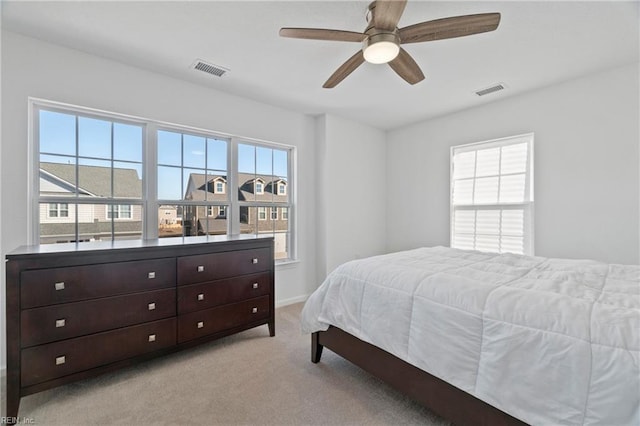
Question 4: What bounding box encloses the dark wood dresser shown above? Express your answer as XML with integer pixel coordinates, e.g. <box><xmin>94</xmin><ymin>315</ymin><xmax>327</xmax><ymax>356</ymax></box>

<box><xmin>5</xmin><ymin>235</ymin><xmax>274</xmax><ymax>419</ymax></box>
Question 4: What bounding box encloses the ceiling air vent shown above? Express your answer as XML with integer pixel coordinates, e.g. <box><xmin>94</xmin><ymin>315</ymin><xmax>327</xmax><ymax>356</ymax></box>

<box><xmin>475</xmin><ymin>83</ymin><xmax>506</xmax><ymax>97</ymax></box>
<box><xmin>191</xmin><ymin>60</ymin><xmax>229</xmax><ymax>77</ymax></box>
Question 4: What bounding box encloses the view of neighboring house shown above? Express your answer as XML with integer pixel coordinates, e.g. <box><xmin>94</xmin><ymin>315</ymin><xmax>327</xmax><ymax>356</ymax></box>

<box><xmin>39</xmin><ymin>162</ymin><xmax>143</xmax><ymax>243</ymax></box>
<box><xmin>183</xmin><ymin>172</ymin><xmax>288</xmax><ymax>235</ymax></box>
<box><xmin>40</xmin><ymin>163</ymin><xmax>289</xmax><ymax>254</ymax></box>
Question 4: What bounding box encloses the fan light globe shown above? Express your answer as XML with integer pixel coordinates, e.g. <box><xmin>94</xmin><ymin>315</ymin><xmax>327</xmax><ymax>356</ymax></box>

<box><xmin>363</xmin><ymin>41</ymin><xmax>400</xmax><ymax>64</ymax></box>
<box><xmin>362</xmin><ymin>32</ymin><xmax>401</xmax><ymax>64</ymax></box>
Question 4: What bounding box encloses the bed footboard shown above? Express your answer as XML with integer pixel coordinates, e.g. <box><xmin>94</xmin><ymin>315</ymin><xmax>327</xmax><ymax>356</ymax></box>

<box><xmin>312</xmin><ymin>327</ymin><xmax>527</xmax><ymax>426</ymax></box>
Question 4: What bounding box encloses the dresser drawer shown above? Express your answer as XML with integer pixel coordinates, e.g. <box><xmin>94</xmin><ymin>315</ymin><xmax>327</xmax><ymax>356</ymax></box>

<box><xmin>177</xmin><ymin>248</ymin><xmax>270</xmax><ymax>285</ymax></box>
<box><xmin>21</xmin><ymin>259</ymin><xmax>176</xmax><ymax>309</ymax></box>
<box><xmin>21</xmin><ymin>288</ymin><xmax>176</xmax><ymax>348</ymax></box>
<box><xmin>178</xmin><ymin>296</ymin><xmax>270</xmax><ymax>343</ymax></box>
<box><xmin>21</xmin><ymin>318</ymin><xmax>176</xmax><ymax>387</ymax></box>
<box><xmin>177</xmin><ymin>272</ymin><xmax>270</xmax><ymax>314</ymax></box>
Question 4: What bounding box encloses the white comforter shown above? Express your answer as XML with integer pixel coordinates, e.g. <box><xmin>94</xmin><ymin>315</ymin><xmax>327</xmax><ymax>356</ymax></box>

<box><xmin>301</xmin><ymin>247</ymin><xmax>640</xmax><ymax>425</ymax></box>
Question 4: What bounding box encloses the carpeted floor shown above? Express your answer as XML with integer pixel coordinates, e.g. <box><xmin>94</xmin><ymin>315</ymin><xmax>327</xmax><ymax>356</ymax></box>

<box><xmin>14</xmin><ymin>303</ymin><xmax>449</xmax><ymax>425</ymax></box>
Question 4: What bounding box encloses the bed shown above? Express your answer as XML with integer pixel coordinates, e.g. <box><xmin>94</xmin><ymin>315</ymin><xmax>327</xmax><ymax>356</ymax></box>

<box><xmin>301</xmin><ymin>246</ymin><xmax>639</xmax><ymax>425</ymax></box>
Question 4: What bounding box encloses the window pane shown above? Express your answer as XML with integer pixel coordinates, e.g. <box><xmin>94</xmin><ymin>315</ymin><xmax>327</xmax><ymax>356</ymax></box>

<box><xmin>40</xmin><ymin>202</ymin><xmax>76</xmax><ymax>244</ymax></box>
<box><xmin>273</xmin><ymin>149</ymin><xmax>288</xmax><ymax>179</ymax></box>
<box><xmin>113</xmin><ymin>123</ymin><xmax>142</xmax><ymax>162</ymax></box>
<box><xmin>166</xmin><ymin>205</ymin><xmax>228</xmax><ymax>237</ymax></box>
<box><xmin>158</xmin><ymin>130</ymin><xmax>181</xmax><ymax>166</ymax></box>
<box><xmin>113</xmin><ymin>210</ymin><xmax>142</xmax><ymax>241</ymax></box>
<box><xmin>207</xmin><ymin>138</ymin><xmax>227</xmax><ymax>171</ymax></box>
<box><xmin>453</xmin><ymin>210</ymin><xmax>476</xmax><ymax>234</ymax></box>
<box><xmin>158</xmin><ymin>166</ymin><xmax>182</xmax><ymax>200</ymax></box>
<box><xmin>183</xmin><ymin>169</ymin><xmax>204</xmax><ymax>201</ymax></box>
<box><xmin>453</xmin><ymin>151</ymin><xmax>475</xmax><ymax>179</ymax></box>
<box><xmin>453</xmin><ymin>233</ymin><xmax>475</xmax><ymax>250</ymax></box>
<box><xmin>499</xmin><ymin>174</ymin><xmax>526</xmax><ymax>203</ymax></box>
<box><xmin>78</xmin><ymin>159</ymin><xmax>112</xmax><ymax>198</ymax></box>
<box><xmin>501</xmin><ymin>143</ymin><xmax>528</xmax><ymax>175</ymax></box>
<box><xmin>502</xmin><ymin>209</ymin><xmax>524</xmax><ymax>236</ymax></box>
<box><xmin>114</xmin><ymin>162</ymin><xmax>142</xmax><ymax>199</ymax></box>
<box><xmin>40</xmin><ymin>156</ymin><xmax>77</xmax><ymax>196</ymax></box>
<box><xmin>476</xmin><ymin>210</ymin><xmax>500</xmax><ymax>235</ymax></box>
<box><xmin>274</xmin><ymin>231</ymin><xmax>290</xmax><ymax>261</ymax></box>
<box><xmin>78</xmin><ymin>116</ymin><xmax>111</xmax><ymax>159</ymax></box>
<box><xmin>453</xmin><ymin>179</ymin><xmax>474</xmax><ymax>205</ymax></box>
<box><xmin>183</xmin><ymin>134</ymin><xmax>206</xmax><ymax>169</ymax></box>
<box><xmin>256</xmin><ymin>146</ymin><xmax>273</xmax><ymax>176</ymax></box>
<box><xmin>476</xmin><ymin>234</ymin><xmax>499</xmax><ymax>253</ymax></box>
<box><xmin>475</xmin><ymin>147</ymin><xmax>500</xmax><ymax>177</ymax></box>
<box><xmin>39</xmin><ymin>110</ymin><xmax>75</xmax><ymax>156</ymax></box>
<box><xmin>474</xmin><ymin>177</ymin><xmax>499</xmax><ymax>204</ymax></box>
<box><xmin>501</xmin><ymin>236</ymin><xmax>524</xmax><ymax>254</ymax></box>
<box><xmin>238</xmin><ymin>144</ymin><xmax>255</xmax><ymax>174</ymax></box>
<box><xmin>158</xmin><ymin>205</ymin><xmax>184</xmax><ymax>238</ymax></box>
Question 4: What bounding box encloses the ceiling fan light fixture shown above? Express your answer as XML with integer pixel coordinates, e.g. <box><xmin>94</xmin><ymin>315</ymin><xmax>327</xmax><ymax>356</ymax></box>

<box><xmin>363</xmin><ymin>33</ymin><xmax>400</xmax><ymax>64</ymax></box>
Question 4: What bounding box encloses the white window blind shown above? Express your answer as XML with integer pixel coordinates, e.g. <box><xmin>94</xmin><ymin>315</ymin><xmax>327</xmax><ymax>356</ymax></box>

<box><xmin>450</xmin><ymin>134</ymin><xmax>534</xmax><ymax>255</ymax></box>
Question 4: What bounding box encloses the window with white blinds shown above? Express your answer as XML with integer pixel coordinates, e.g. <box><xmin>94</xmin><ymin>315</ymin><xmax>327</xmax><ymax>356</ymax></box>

<box><xmin>450</xmin><ymin>134</ymin><xmax>534</xmax><ymax>255</ymax></box>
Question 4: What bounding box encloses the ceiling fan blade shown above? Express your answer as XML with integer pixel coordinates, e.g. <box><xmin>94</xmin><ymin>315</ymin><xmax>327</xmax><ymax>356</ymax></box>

<box><xmin>279</xmin><ymin>28</ymin><xmax>366</xmax><ymax>43</ymax></box>
<box><xmin>388</xmin><ymin>48</ymin><xmax>425</xmax><ymax>85</ymax></box>
<box><xmin>323</xmin><ymin>50</ymin><xmax>365</xmax><ymax>88</ymax></box>
<box><xmin>373</xmin><ymin>0</ymin><xmax>408</xmax><ymax>31</ymax></box>
<box><xmin>399</xmin><ymin>13</ymin><xmax>501</xmax><ymax>44</ymax></box>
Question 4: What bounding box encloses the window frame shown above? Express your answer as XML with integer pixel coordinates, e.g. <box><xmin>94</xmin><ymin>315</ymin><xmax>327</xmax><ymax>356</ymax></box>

<box><xmin>48</xmin><ymin>203</ymin><xmax>69</xmax><ymax>218</ymax></box>
<box><xmin>106</xmin><ymin>204</ymin><xmax>133</xmax><ymax>220</ymax></box>
<box><xmin>257</xmin><ymin>207</ymin><xmax>267</xmax><ymax>221</ymax></box>
<box><xmin>450</xmin><ymin>133</ymin><xmax>534</xmax><ymax>255</ymax></box>
<box><xmin>29</xmin><ymin>98</ymin><xmax>297</xmax><ymax>263</ymax></box>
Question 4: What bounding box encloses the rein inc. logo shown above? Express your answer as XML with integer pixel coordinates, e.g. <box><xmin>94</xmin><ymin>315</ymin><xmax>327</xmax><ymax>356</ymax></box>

<box><xmin>1</xmin><ymin>417</ymin><xmax>36</xmax><ymax>425</ymax></box>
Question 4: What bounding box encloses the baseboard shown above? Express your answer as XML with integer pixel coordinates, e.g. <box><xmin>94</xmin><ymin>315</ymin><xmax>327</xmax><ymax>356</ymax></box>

<box><xmin>275</xmin><ymin>294</ymin><xmax>308</xmax><ymax>308</ymax></box>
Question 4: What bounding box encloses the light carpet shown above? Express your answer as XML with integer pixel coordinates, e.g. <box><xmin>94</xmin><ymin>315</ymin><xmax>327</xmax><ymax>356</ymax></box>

<box><xmin>14</xmin><ymin>303</ymin><xmax>449</xmax><ymax>425</ymax></box>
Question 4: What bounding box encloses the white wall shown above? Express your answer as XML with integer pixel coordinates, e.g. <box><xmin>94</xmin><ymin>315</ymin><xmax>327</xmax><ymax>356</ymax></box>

<box><xmin>387</xmin><ymin>62</ymin><xmax>640</xmax><ymax>265</ymax></box>
<box><xmin>0</xmin><ymin>31</ymin><xmax>320</xmax><ymax>368</ymax></box>
<box><xmin>316</xmin><ymin>114</ymin><xmax>387</xmax><ymax>280</ymax></box>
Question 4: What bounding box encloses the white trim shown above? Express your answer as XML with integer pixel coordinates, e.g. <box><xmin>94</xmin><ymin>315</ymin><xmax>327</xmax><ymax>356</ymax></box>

<box><xmin>275</xmin><ymin>293</ymin><xmax>307</xmax><ymax>308</ymax></box>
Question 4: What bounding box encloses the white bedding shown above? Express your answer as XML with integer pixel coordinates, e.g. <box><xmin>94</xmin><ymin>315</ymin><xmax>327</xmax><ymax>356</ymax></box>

<box><xmin>301</xmin><ymin>246</ymin><xmax>640</xmax><ymax>425</ymax></box>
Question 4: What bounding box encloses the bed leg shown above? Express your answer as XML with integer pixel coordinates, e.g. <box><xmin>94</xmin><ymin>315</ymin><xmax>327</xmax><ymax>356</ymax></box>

<box><xmin>311</xmin><ymin>332</ymin><xmax>324</xmax><ymax>363</ymax></box>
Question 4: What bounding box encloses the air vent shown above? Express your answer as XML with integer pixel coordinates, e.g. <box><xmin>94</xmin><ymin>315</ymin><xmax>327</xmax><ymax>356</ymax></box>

<box><xmin>191</xmin><ymin>60</ymin><xmax>229</xmax><ymax>77</ymax></box>
<box><xmin>475</xmin><ymin>83</ymin><xmax>506</xmax><ymax>97</ymax></box>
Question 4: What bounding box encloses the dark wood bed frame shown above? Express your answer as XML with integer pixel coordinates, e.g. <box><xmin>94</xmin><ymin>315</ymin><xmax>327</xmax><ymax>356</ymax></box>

<box><xmin>312</xmin><ymin>326</ymin><xmax>528</xmax><ymax>426</ymax></box>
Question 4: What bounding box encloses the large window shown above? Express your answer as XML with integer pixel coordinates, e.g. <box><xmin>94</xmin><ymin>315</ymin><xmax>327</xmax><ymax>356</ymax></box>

<box><xmin>237</xmin><ymin>143</ymin><xmax>291</xmax><ymax>260</ymax></box>
<box><xmin>37</xmin><ymin>107</ymin><xmax>143</xmax><ymax>243</ymax></box>
<box><xmin>450</xmin><ymin>134</ymin><xmax>534</xmax><ymax>255</ymax></box>
<box><xmin>157</xmin><ymin>129</ymin><xmax>228</xmax><ymax>238</ymax></box>
<box><xmin>33</xmin><ymin>101</ymin><xmax>295</xmax><ymax>261</ymax></box>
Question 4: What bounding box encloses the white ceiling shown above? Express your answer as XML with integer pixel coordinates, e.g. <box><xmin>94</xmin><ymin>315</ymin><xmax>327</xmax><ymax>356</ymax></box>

<box><xmin>2</xmin><ymin>1</ymin><xmax>639</xmax><ymax>130</ymax></box>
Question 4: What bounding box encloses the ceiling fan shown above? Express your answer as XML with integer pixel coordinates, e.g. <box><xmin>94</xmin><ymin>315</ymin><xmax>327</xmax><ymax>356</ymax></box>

<box><xmin>279</xmin><ymin>0</ymin><xmax>500</xmax><ymax>88</ymax></box>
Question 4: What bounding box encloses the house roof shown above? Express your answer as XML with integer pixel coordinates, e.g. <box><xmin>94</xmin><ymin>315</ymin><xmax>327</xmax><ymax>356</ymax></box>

<box><xmin>40</xmin><ymin>162</ymin><xmax>142</xmax><ymax>198</ymax></box>
<box><xmin>186</xmin><ymin>172</ymin><xmax>287</xmax><ymax>203</ymax></box>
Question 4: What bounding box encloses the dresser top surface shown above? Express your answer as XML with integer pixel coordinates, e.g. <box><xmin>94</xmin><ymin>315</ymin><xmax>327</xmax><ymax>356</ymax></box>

<box><xmin>7</xmin><ymin>235</ymin><xmax>273</xmax><ymax>259</ymax></box>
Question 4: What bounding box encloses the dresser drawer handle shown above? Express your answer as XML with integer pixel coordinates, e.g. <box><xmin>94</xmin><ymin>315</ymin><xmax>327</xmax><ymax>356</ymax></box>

<box><xmin>252</xmin><ymin>283</ymin><xmax>259</xmax><ymax>289</ymax></box>
<box><xmin>251</xmin><ymin>258</ymin><xmax>259</xmax><ymax>264</ymax></box>
<box><xmin>197</xmin><ymin>321</ymin><xmax>204</xmax><ymax>329</ymax></box>
<box><xmin>197</xmin><ymin>293</ymin><xmax>205</xmax><ymax>301</ymax></box>
<box><xmin>56</xmin><ymin>356</ymin><xmax>66</xmax><ymax>365</ymax></box>
<box><xmin>148</xmin><ymin>334</ymin><xmax>156</xmax><ymax>342</ymax></box>
<box><xmin>197</xmin><ymin>265</ymin><xmax>205</xmax><ymax>272</ymax></box>
<box><xmin>55</xmin><ymin>319</ymin><xmax>66</xmax><ymax>328</ymax></box>
<box><xmin>148</xmin><ymin>303</ymin><xmax>156</xmax><ymax>311</ymax></box>
<box><xmin>54</xmin><ymin>282</ymin><xmax>65</xmax><ymax>291</ymax></box>
<box><xmin>252</xmin><ymin>307</ymin><xmax>258</xmax><ymax>314</ymax></box>
<box><xmin>148</xmin><ymin>272</ymin><xmax>156</xmax><ymax>279</ymax></box>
